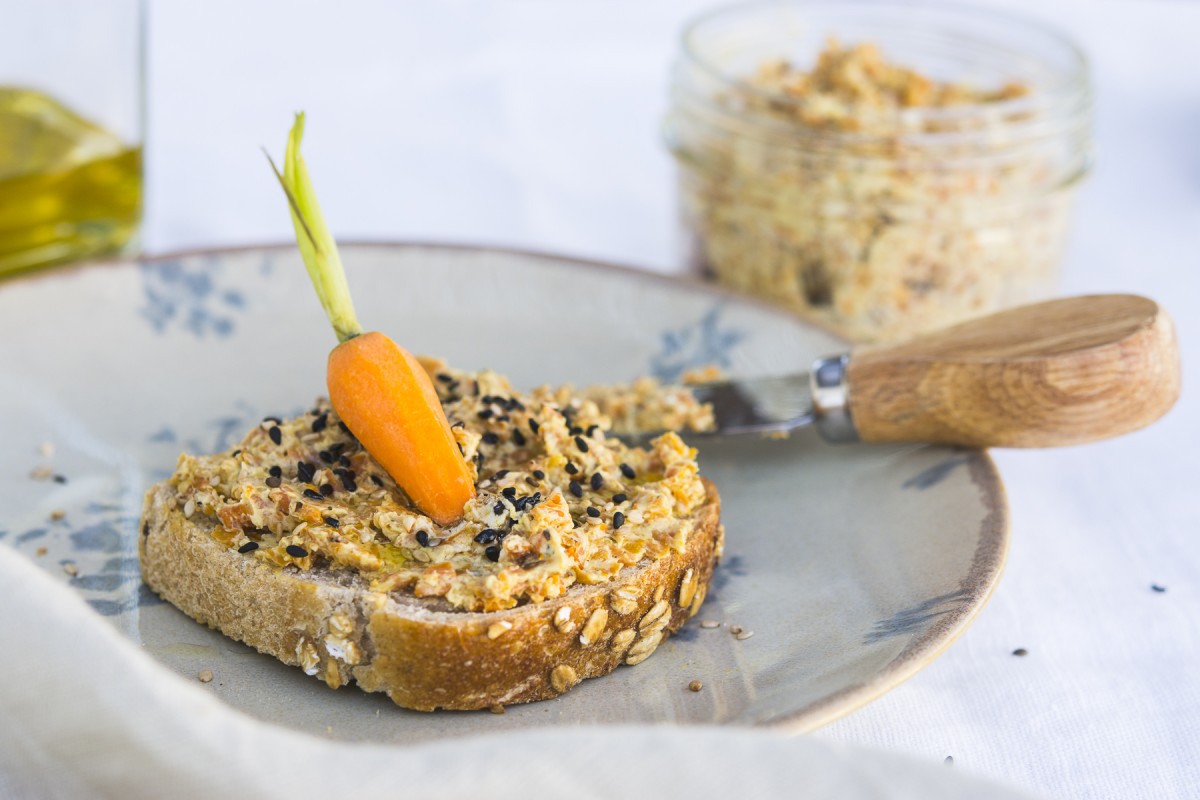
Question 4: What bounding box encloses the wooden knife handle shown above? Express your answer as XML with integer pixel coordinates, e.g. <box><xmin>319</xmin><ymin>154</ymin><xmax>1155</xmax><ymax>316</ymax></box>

<box><xmin>844</xmin><ymin>295</ymin><xmax>1181</xmax><ymax>448</ymax></box>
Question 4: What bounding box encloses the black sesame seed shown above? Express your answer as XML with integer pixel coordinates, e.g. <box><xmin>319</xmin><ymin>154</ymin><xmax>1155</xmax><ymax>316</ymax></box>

<box><xmin>263</xmin><ymin>416</ymin><xmax>282</xmax><ymax>424</ymax></box>
<box><xmin>478</xmin><ymin>409</ymin><xmax>494</xmax><ymax>420</ymax></box>
<box><xmin>297</xmin><ymin>462</ymin><xmax>316</xmax><ymax>483</ymax></box>
<box><xmin>319</xmin><ymin>450</ymin><xmax>334</xmax><ymax>464</ymax></box>
<box><xmin>286</xmin><ymin>544</ymin><xmax>308</xmax><ymax>558</ymax></box>
<box><xmin>341</xmin><ymin>476</ymin><xmax>358</xmax><ymax>493</ymax></box>
<box><xmin>475</xmin><ymin>528</ymin><xmax>498</xmax><ymax>544</ymax></box>
<box><xmin>436</xmin><ymin>373</ymin><xmax>454</xmax><ymax>383</ymax></box>
<box><xmin>532</xmin><ymin>470</ymin><xmax>545</xmax><ymax>480</ymax></box>
<box><xmin>511</xmin><ymin>399</ymin><xmax>526</xmax><ymax>411</ymax></box>
<box><xmin>329</xmin><ymin>442</ymin><xmax>346</xmax><ymax>455</ymax></box>
<box><xmin>502</xmin><ymin>487</ymin><xmax>517</xmax><ymax>499</ymax></box>
<box><xmin>415</xmin><ymin>530</ymin><xmax>430</xmax><ymax>547</ymax></box>
<box><xmin>303</xmin><ymin>488</ymin><xmax>323</xmax><ymax>501</ymax></box>
<box><xmin>613</xmin><ymin>512</ymin><xmax>625</xmax><ymax>530</ymax></box>
<box><xmin>493</xmin><ymin>502</ymin><xmax>506</xmax><ymax>515</ymax></box>
<box><xmin>475</xmin><ymin>452</ymin><xmax>485</xmax><ymax>470</ymax></box>
<box><xmin>569</xmin><ymin>480</ymin><xmax>583</xmax><ymax>498</ymax></box>
<box><xmin>525</xmin><ymin>476</ymin><xmax>539</xmax><ymax>487</ymax></box>
<box><xmin>590</xmin><ymin>472</ymin><xmax>603</xmax><ymax>491</ymax></box>
<box><xmin>511</xmin><ymin>429</ymin><xmax>526</xmax><ymax>446</ymax></box>
<box><xmin>370</xmin><ymin>474</ymin><xmax>385</xmax><ymax>487</ymax></box>
<box><xmin>485</xmin><ymin>545</ymin><xmax>501</xmax><ymax>562</ymax></box>
<box><xmin>319</xmin><ymin>483</ymin><xmax>334</xmax><ymax>497</ymax></box>
<box><xmin>565</xmin><ymin>462</ymin><xmax>579</xmax><ymax>475</ymax></box>
<box><xmin>492</xmin><ymin>470</ymin><xmax>511</xmax><ymax>481</ymax></box>
<box><xmin>294</xmin><ymin>501</ymin><xmax>303</xmax><ymax>512</ymax></box>
<box><xmin>323</xmin><ymin>516</ymin><xmax>340</xmax><ymax>528</ymax></box>
<box><xmin>496</xmin><ymin>414</ymin><xmax>510</xmax><ymax>423</ymax></box>
<box><xmin>574</xmin><ymin>436</ymin><xmax>589</xmax><ymax>453</ymax></box>
<box><xmin>265</xmin><ymin>476</ymin><xmax>282</xmax><ymax>489</ymax></box>
<box><xmin>530</xmin><ymin>492</ymin><xmax>542</xmax><ymax>506</ymax></box>
<box><xmin>529</xmin><ymin>418</ymin><xmax>540</xmax><ymax>434</ymax></box>
<box><xmin>269</xmin><ymin>465</ymin><xmax>282</xmax><ymax>478</ymax></box>
<box><xmin>232</xmin><ymin>449</ymin><xmax>242</xmax><ymax>457</ymax></box>
<box><xmin>53</xmin><ymin>474</ymin><xmax>67</xmax><ymax>484</ymax></box>
<box><xmin>587</xmin><ymin>424</ymin><xmax>599</xmax><ymax>437</ymax></box>
<box><xmin>238</xmin><ymin>541</ymin><xmax>259</xmax><ymax>553</ymax></box>
<box><xmin>311</xmin><ymin>414</ymin><xmax>328</xmax><ymax>433</ymax></box>
<box><xmin>338</xmin><ymin>421</ymin><xmax>351</xmax><ymax>434</ymax></box>
<box><xmin>570</xmin><ymin>426</ymin><xmax>583</xmax><ymax>436</ymax></box>
<box><xmin>268</xmin><ymin>426</ymin><xmax>282</xmax><ymax>445</ymax></box>
<box><xmin>482</xmin><ymin>432</ymin><xmax>500</xmax><ymax>445</ymax></box>
<box><xmin>586</xmin><ymin>506</ymin><xmax>600</xmax><ymax>518</ymax></box>
<box><xmin>620</xmin><ymin>463</ymin><xmax>636</xmax><ymax>479</ymax></box>
<box><xmin>1012</xmin><ymin>648</ymin><xmax>1028</xmax><ymax>657</ymax></box>
<box><xmin>612</xmin><ymin>493</ymin><xmax>627</xmax><ymax>504</ymax></box>
<box><xmin>1151</xmin><ymin>584</ymin><xmax>1167</xmax><ymax>593</ymax></box>
<box><xmin>515</xmin><ymin>496</ymin><xmax>529</xmax><ymax>512</ymax></box>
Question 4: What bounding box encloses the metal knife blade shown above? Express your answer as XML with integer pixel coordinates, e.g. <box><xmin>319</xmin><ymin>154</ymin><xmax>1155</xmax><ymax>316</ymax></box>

<box><xmin>612</xmin><ymin>356</ymin><xmax>855</xmax><ymax>444</ymax></box>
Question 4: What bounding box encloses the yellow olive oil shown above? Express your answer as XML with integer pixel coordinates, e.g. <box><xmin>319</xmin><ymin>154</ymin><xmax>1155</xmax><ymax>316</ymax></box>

<box><xmin>0</xmin><ymin>87</ymin><xmax>141</xmax><ymax>275</ymax></box>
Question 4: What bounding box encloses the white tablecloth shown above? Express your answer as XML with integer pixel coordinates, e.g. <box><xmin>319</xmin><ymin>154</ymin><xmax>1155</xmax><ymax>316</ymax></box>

<box><xmin>27</xmin><ymin>1</ymin><xmax>1200</xmax><ymax>797</ymax></box>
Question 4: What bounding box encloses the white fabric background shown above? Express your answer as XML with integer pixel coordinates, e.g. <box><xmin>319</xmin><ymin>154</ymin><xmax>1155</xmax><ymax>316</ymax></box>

<box><xmin>14</xmin><ymin>1</ymin><xmax>1200</xmax><ymax>798</ymax></box>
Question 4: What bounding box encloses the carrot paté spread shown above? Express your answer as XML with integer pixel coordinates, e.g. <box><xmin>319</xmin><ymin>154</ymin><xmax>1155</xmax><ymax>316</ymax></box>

<box><xmin>167</xmin><ymin>362</ymin><xmax>713</xmax><ymax>612</ymax></box>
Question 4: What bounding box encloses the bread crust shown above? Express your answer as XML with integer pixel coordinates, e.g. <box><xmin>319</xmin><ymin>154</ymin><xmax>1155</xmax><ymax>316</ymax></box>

<box><xmin>138</xmin><ymin>479</ymin><xmax>722</xmax><ymax>710</ymax></box>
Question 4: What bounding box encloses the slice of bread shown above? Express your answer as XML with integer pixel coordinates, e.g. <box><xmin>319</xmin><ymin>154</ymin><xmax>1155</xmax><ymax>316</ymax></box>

<box><xmin>139</xmin><ymin>478</ymin><xmax>722</xmax><ymax>711</ymax></box>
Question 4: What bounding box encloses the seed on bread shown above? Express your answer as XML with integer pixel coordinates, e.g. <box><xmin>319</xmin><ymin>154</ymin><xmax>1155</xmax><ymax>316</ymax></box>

<box><xmin>553</xmin><ymin>606</ymin><xmax>576</xmax><ymax>634</ymax></box>
<box><xmin>639</xmin><ymin>600</ymin><xmax>670</xmax><ymax>632</ymax></box>
<box><xmin>611</xmin><ymin>628</ymin><xmax>636</xmax><ymax>652</ymax></box>
<box><xmin>578</xmin><ymin>607</ymin><xmax>608</xmax><ymax>646</ymax></box>
<box><xmin>678</xmin><ymin>568</ymin><xmax>698</xmax><ymax>609</ymax></box>
<box><xmin>625</xmin><ymin>631</ymin><xmax>664</xmax><ymax>665</ymax></box>
<box><xmin>487</xmin><ymin>620</ymin><xmax>513</xmax><ymax>639</ymax></box>
<box><xmin>550</xmin><ymin>664</ymin><xmax>579</xmax><ymax>693</ymax></box>
<box><xmin>610</xmin><ymin>588</ymin><xmax>639</xmax><ymax>616</ymax></box>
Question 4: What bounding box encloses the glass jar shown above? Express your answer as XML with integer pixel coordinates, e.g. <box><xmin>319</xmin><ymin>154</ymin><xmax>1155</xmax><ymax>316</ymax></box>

<box><xmin>0</xmin><ymin>1</ymin><xmax>144</xmax><ymax>277</ymax></box>
<box><xmin>664</xmin><ymin>0</ymin><xmax>1092</xmax><ymax>342</ymax></box>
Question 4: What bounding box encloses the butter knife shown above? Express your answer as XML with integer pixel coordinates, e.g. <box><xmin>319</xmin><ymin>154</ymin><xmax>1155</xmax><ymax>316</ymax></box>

<box><xmin>655</xmin><ymin>295</ymin><xmax>1180</xmax><ymax>448</ymax></box>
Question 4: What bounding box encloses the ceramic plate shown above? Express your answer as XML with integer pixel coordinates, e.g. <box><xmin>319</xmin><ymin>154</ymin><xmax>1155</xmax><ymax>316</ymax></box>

<box><xmin>0</xmin><ymin>243</ymin><xmax>1007</xmax><ymax>743</ymax></box>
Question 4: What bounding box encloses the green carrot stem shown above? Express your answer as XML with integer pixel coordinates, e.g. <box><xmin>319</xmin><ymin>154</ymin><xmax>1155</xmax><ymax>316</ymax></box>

<box><xmin>266</xmin><ymin>112</ymin><xmax>362</xmax><ymax>343</ymax></box>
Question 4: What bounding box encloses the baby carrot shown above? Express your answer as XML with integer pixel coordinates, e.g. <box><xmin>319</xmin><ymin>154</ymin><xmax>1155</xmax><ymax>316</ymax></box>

<box><xmin>267</xmin><ymin>113</ymin><xmax>475</xmax><ymax>526</ymax></box>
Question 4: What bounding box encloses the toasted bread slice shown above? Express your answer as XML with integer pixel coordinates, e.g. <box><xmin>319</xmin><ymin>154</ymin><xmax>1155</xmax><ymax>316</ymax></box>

<box><xmin>139</xmin><ymin>478</ymin><xmax>722</xmax><ymax>711</ymax></box>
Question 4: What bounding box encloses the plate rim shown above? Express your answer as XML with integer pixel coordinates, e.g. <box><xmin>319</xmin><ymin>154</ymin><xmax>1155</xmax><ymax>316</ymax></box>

<box><xmin>0</xmin><ymin>240</ymin><xmax>1010</xmax><ymax>734</ymax></box>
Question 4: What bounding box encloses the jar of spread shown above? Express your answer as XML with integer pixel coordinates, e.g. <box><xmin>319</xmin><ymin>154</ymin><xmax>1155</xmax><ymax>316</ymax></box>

<box><xmin>664</xmin><ymin>0</ymin><xmax>1092</xmax><ymax>342</ymax></box>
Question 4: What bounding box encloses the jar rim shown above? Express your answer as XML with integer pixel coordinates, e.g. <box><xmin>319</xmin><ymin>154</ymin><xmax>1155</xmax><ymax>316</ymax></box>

<box><xmin>677</xmin><ymin>0</ymin><xmax>1091</xmax><ymax>149</ymax></box>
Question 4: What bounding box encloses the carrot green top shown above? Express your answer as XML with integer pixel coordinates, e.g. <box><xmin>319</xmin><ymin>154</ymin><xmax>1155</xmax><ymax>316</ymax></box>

<box><xmin>267</xmin><ymin>113</ymin><xmax>362</xmax><ymax>343</ymax></box>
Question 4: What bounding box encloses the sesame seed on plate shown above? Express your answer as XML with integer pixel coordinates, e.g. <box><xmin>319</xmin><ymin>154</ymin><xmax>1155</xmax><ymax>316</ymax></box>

<box><xmin>688</xmin><ymin>680</ymin><xmax>703</xmax><ymax>692</ymax></box>
<box><xmin>700</xmin><ymin>620</ymin><xmax>720</xmax><ymax>629</ymax></box>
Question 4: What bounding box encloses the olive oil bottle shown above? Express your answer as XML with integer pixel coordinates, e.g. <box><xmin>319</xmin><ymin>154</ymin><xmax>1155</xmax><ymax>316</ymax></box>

<box><xmin>0</xmin><ymin>87</ymin><xmax>142</xmax><ymax>275</ymax></box>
